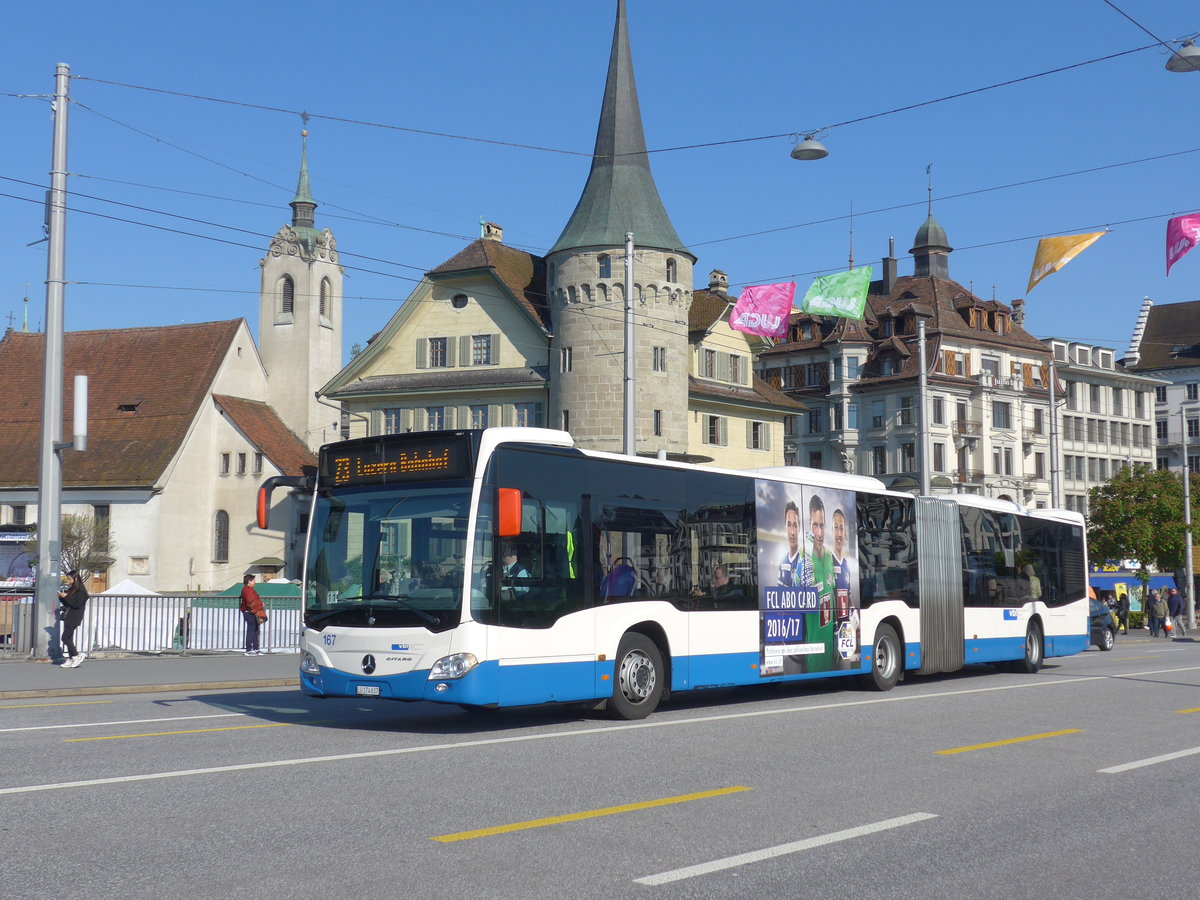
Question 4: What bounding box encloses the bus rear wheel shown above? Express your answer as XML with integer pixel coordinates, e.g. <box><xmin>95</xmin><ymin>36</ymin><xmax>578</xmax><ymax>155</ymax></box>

<box><xmin>861</xmin><ymin>623</ymin><xmax>901</xmax><ymax>692</ymax></box>
<box><xmin>609</xmin><ymin>633</ymin><xmax>664</xmax><ymax>720</ymax></box>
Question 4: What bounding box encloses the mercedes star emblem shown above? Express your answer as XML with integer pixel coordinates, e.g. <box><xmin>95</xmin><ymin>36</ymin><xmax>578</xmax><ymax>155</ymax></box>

<box><xmin>361</xmin><ymin>654</ymin><xmax>376</xmax><ymax>675</ymax></box>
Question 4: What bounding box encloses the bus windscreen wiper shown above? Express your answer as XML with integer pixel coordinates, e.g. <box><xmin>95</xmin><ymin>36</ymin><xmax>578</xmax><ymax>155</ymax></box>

<box><xmin>342</xmin><ymin>593</ymin><xmax>440</xmax><ymax>624</ymax></box>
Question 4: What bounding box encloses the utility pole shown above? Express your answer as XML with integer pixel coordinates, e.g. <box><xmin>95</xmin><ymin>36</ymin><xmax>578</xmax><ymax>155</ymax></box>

<box><xmin>34</xmin><ymin>63</ymin><xmax>71</xmax><ymax>659</ymax></box>
<box><xmin>623</xmin><ymin>232</ymin><xmax>636</xmax><ymax>457</ymax></box>
<box><xmin>1048</xmin><ymin>356</ymin><xmax>1062</xmax><ymax>508</ymax></box>
<box><xmin>917</xmin><ymin>314</ymin><xmax>931</xmax><ymax>496</ymax></box>
<box><xmin>1182</xmin><ymin>409</ymin><xmax>1196</xmax><ymax>627</ymax></box>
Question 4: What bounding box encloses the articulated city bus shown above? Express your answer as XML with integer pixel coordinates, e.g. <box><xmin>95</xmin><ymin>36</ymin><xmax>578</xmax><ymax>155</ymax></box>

<box><xmin>259</xmin><ymin>427</ymin><xmax>1089</xmax><ymax>719</ymax></box>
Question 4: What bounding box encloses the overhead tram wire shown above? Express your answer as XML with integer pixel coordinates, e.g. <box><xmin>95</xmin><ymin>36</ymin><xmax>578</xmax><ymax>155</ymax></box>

<box><xmin>71</xmin><ymin>40</ymin><xmax>1162</xmax><ymax>161</ymax></box>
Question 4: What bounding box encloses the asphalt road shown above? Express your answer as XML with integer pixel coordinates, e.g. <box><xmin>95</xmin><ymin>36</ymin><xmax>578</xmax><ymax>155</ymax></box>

<box><xmin>2</xmin><ymin>634</ymin><xmax>1197</xmax><ymax>899</ymax></box>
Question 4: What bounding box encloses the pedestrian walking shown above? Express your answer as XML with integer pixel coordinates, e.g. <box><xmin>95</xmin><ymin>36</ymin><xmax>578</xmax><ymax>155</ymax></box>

<box><xmin>239</xmin><ymin>574</ymin><xmax>267</xmax><ymax>656</ymax></box>
<box><xmin>1151</xmin><ymin>590</ymin><xmax>1170</xmax><ymax>638</ymax></box>
<box><xmin>1147</xmin><ymin>590</ymin><xmax>1161</xmax><ymax>637</ymax></box>
<box><xmin>1116</xmin><ymin>591</ymin><xmax>1130</xmax><ymax>635</ymax></box>
<box><xmin>56</xmin><ymin>570</ymin><xmax>89</xmax><ymax>668</ymax></box>
<box><xmin>1167</xmin><ymin>587</ymin><xmax>1186</xmax><ymax>638</ymax></box>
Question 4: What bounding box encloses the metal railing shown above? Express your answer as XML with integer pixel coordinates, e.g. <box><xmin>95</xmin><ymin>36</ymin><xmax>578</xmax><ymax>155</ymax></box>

<box><xmin>0</xmin><ymin>593</ymin><xmax>302</xmax><ymax>657</ymax></box>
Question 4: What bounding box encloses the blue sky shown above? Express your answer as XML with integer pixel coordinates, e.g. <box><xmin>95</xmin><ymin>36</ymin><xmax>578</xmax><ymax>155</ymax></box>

<box><xmin>3</xmin><ymin>0</ymin><xmax>1199</xmax><ymax>363</ymax></box>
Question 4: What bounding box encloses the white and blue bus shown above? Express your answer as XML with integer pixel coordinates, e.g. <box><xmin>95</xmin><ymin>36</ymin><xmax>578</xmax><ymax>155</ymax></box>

<box><xmin>259</xmin><ymin>428</ymin><xmax>1089</xmax><ymax>719</ymax></box>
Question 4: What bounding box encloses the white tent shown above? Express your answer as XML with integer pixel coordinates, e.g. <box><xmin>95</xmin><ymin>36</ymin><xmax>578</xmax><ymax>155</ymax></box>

<box><xmin>99</xmin><ymin>578</ymin><xmax>159</xmax><ymax>596</ymax></box>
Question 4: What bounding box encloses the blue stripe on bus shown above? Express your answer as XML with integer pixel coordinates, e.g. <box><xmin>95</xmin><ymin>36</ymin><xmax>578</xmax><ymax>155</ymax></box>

<box><xmin>301</xmin><ymin>634</ymin><xmax>1090</xmax><ymax>706</ymax></box>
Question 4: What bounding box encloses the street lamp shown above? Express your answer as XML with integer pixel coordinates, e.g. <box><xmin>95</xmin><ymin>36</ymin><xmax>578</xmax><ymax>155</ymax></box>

<box><xmin>790</xmin><ymin>134</ymin><xmax>829</xmax><ymax>161</ymax></box>
<box><xmin>1166</xmin><ymin>38</ymin><xmax>1200</xmax><ymax>73</ymax></box>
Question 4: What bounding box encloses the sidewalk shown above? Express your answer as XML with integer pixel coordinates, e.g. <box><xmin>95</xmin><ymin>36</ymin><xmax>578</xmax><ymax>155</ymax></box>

<box><xmin>0</xmin><ymin>651</ymin><xmax>300</xmax><ymax>700</ymax></box>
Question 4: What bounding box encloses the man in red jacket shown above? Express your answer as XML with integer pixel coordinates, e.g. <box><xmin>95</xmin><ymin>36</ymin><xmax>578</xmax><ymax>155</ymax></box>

<box><xmin>239</xmin><ymin>574</ymin><xmax>266</xmax><ymax>656</ymax></box>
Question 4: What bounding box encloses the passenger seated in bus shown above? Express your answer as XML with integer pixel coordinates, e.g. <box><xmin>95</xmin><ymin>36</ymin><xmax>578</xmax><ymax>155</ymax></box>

<box><xmin>1023</xmin><ymin>564</ymin><xmax>1042</xmax><ymax>601</ymax></box>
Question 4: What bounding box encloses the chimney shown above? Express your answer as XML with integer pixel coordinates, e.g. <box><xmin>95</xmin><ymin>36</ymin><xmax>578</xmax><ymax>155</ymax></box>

<box><xmin>483</xmin><ymin>222</ymin><xmax>503</xmax><ymax>242</ymax></box>
<box><xmin>1124</xmin><ymin>296</ymin><xmax>1153</xmax><ymax>367</ymax></box>
<box><xmin>881</xmin><ymin>237</ymin><xmax>897</xmax><ymax>295</ymax></box>
<box><xmin>709</xmin><ymin>269</ymin><xmax>729</xmax><ymax>296</ymax></box>
<box><xmin>1011</xmin><ymin>297</ymin><xmax>1025</xmax><ymax>327</ymax></box>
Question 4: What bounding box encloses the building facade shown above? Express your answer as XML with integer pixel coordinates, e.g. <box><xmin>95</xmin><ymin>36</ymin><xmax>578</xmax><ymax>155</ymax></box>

<box><xmin>759</xmin><ymin>216</ymin><xmax>1056</xmax><ymax>507</ymax></box>
<box><xmin>1047</xmin><ymin>337</ymin><xmax>1163</xmax><ymax>516</ymax></box>
<box><xmin>1124</xmin><ymin>297</ymin><xmax>1200</xmax><ymax>476</ymax></box>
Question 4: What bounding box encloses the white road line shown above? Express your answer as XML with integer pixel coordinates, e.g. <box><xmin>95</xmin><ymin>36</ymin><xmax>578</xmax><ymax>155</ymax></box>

<box><xmin>1098</xmin><ymin>746</ymin><xmax>1200</xmax><ymax>774</ymax></box>
<box><xmin>3</xmin><ymin>663</ymin><xmax>1199</xmax><ymax>796</ymax></box>
<box><xmin>633</xmin><ymin>813</ymin><xmax>939</xmax><ymax>886</ymax></box>
<box><xmin>0</xmin><ymin>713</ymin><xmax>246</xmax><ymax>734</ymax></box>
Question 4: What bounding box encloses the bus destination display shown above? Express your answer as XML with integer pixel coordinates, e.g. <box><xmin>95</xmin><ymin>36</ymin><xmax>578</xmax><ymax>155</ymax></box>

<box><xmin>325</xmin><ymin>435</ymin><xmax>472</xmax><ymax>486</ymax></box>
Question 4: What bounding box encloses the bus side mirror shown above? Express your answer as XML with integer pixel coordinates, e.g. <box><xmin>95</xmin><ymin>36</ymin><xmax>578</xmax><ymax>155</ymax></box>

<box><xmin>497</xmin><ymin>488</ymin><xmax>522</xmax><ymax>537</ymax></box>
<box><xmin>257</xmin><ymin>482</ymin><xmax>273</xmax><ymax>529</ymax></box>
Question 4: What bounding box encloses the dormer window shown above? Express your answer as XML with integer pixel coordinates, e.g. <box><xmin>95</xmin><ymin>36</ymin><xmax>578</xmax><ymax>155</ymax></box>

<box><xmin>880</xmin><ymin>318</ymin><xmax>894</xmax><ymax>337</ymax></box>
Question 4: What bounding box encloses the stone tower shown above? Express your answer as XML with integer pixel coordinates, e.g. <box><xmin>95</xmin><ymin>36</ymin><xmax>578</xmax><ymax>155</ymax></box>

<box><xmin>258</xmin><ymin>132</ymin><xmax>344</xmax><ymax>450</ymax></box>
<box><xmin>546</xmin><ymin>0</ymin><xmax>695</xmax><ymax>456</ymax></box>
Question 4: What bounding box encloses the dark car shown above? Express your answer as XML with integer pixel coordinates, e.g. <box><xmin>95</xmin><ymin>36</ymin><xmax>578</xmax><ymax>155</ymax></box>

<box><xmin>1089</xmin><ymin>597</ymin><xmax>1116</xmax><ymax>651</ymax></box>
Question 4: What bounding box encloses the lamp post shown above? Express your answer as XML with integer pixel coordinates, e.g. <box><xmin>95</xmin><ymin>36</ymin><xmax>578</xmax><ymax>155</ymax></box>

<box><xmin>1182</xmin><ymin>409</ymin><xmax>1196</xmax><ymax>627</ymax></box>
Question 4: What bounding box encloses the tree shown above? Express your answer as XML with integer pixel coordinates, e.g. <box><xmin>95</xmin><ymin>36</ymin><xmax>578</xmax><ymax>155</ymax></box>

<box><xmin>23</xmin><ymin>512</ymin><xmax>116</xmax><ymax>578</ymax></box>
<box><xmin>1087</xmin><ymin>466</ymin><xmax>1199</xmax><ymax>589</ymax></box>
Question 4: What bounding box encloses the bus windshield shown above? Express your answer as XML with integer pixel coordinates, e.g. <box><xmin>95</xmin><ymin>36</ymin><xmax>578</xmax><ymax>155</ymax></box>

<box><xmin>304</xmin><ymin>485</ymin><xmax>473</xmax><ymax>633</ymax></box>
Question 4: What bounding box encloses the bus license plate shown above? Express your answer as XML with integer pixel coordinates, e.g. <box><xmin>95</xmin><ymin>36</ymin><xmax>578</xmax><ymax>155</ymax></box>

<box><xmin>356</xmin><ymin>685</ymin><xmax>381</xmax><ymax>696</ymax></box>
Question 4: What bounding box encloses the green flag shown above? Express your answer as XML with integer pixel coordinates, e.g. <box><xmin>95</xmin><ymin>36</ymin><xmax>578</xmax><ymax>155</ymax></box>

<box><xmin>801</xmin><ymin>265</ymin><xmax>873</xmax><ymax>319</ymax></box>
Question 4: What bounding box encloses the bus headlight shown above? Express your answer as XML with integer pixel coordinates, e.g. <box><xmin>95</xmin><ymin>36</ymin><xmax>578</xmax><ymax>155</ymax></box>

<box><xmin>428</xmin><ymin>653</ymin><xmax>478</xmax><ymax>680</ymax></box>
<box><xmin>300</xmin><ymin>652</ymin><xmax>321</xmax><ymax>675</ymax></box>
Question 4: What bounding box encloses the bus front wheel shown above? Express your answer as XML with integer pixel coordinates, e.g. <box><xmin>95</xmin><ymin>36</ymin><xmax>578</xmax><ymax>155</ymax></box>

<box><xmin>609</xmin><ymin>633</ymin><xmax>664</xmax><ymax>720</ymax></box>
<box><xmin>861</xmin><ymin>623</ymin><xmax>901</xmax><ymax>692</ymax></box>
<box><xmin>1012</xmin><ymin>623</ymin><xmax>1044</xmax><ymax>673</ymax></box>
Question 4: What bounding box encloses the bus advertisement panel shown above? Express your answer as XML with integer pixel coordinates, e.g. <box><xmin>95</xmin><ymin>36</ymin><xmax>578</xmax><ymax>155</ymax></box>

<box><xmin>756</xmin><ymin>481</ymin><xmax>859</xmax><ymax>677</ymax></box>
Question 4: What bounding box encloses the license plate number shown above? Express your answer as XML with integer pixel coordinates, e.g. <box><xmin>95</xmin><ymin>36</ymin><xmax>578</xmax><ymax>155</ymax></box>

<box><xmin>356</xmin><ymin>685</ymin><xmax>381</xmax><ymax>696</ymax></box>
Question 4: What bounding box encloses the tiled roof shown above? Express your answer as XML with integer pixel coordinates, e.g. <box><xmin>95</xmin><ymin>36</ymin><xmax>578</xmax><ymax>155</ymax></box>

<box><xmin>328</xmin><ymin>367</ymin><xmax>549</xmax><ymax>399</ymax></box>
<box><xmin>689</xmin><ymin>375</ymin><xmax>805</xmax><ymax>412</ymax></box>
<box><xmin>0</xmin><ymin>321</ymin><xmax>242</xmax><ymax>488</ymax></box>
<box><xmin>428</xmin><ymin>239</ymin><xmax>551</xmax><ymax>331</ymax></box>
<box><xmin>1129</xmin><ymin>300</ymin><xmax>1200</xmax><ymax>371</ymax></box>
<box><xmin>211</xmin><ymin>395</ymin><xmax>315</xmax><ymax>477</ymax></box>
<box><xmin>688</xmin><ymin>289</ymin><xmax>734</xmax><ymax>331</ymax></box>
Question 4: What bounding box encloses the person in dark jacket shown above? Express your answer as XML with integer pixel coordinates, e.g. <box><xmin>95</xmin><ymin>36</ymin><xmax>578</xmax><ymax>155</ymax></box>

<box><xmin>1116</xmin><ymin>592</ymin><xmax>1130</xmax><ymax>634</ymax></box>
<box><xmin>56</xmin><ymin>570</ymin><xmax>89</xmax><ymax>668</ymax></box>
<box><xmin>1167</xmin><ymin>587</ymin><xmax>1186</xmax><ymax>638</ymax></box>
<box><xmin>239</xmin><ymin>574</ymin><xmax>267</xmax><ymax>655</ymax></box>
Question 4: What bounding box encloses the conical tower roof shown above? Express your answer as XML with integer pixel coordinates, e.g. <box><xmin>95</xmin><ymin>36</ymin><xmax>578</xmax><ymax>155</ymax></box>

<box><xmin>549</xmin><ymin>0</ymin><xmax>690</xmax><ymax>257</ymax></box>
<box><xmin>289</xmin><ymin>130</ymin><xmax>319</xmax><ymax>248</ymax></box>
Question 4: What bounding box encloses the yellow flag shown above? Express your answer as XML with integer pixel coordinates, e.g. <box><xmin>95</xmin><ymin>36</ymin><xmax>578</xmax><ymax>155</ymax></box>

<box><xmin>1027</xmin><ymin>231</ymin><xmax>1106</xmax><ymax>292</ymax></box>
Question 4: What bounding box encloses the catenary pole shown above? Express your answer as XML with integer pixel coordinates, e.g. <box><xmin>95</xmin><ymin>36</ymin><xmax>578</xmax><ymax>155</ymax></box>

<box><xmin>1048</xmin><ymin>356</ymin><xmax>1061</xmax><ymax>507</ymax></box>
<box><xmin>1182</xmin><ymin>409</ymin><xmax>1195</xmax><ymax>627</ymax></box>
<box><xmin>623</xmin><ymin>232</ymin><xmax>636</xmax><ymax>456</ymax></box>
<box><xmin>34</xmin><ymin>63</ymin><xmax>71</xmax><ymax>659</ymax></box>
<box><xmin>917</xmin><ymin>316</ymin><xmax>930</xmax><ymax>496</ymax></box>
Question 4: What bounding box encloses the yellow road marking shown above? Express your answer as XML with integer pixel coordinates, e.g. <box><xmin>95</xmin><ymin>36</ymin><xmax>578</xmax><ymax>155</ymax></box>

<box><xmin>432</xmin><ymin>786</ymin><xmax>751</xmax><ymax>843</ymax></box>
<box><xmin>65</xmin><ymin>722</ymin><xmax>292</xmax><ymax>742</ymax></box>
<box><xmin>936</xmin><ymin>729</ymin><xmax>1081</xmax><ymax>755</ymax></box>
<box><xmin>1176</xmin><ymin>708</ymin><xmax>1200</xmax><ymax>715</ymax></box>
<box><xmin>0</xmin><ymin>700</ymin><xmax>113</xmax><ymax>710</ymax></box>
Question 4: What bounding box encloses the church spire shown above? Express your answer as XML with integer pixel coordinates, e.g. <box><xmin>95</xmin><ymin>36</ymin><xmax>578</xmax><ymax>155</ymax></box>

<box><xmin>910</xmin><ymin>165</ymin><xmax>952</xmax><ymax>279</ymax></box>
<box><xmin>549</xmin><ymin>0</ymin><xmax>689</xmax><ymax>257</ymax></box>
<box><xmin>289</xmin><ymin>127</ymin><xmax>317</xmax><ymax>235</ymax></box>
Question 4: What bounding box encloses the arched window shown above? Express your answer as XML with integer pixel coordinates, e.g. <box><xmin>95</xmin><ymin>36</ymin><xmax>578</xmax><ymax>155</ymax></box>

<box><xmin>280</xmin><ymin>275</ymin><xmax>295</xmax><ymax>315</ymax></box>
<box><xmin>598</xmin><ymin>283</ymin><xmax>608</xmax><ymax>302</ymax></box>
<box><xmin>319</xmin><ymin>278</ymin><xmax>331</xmax><ymax>317</ymax></box>
<box><xmin>567</xmin><ymin>285</ymin><xmax>577</xmax><ymax>303</ymax></box>
<box><xmin>666</xmin><ymin>258</ymin><xmax>677</xmax><ymax>282</ymax></box>
<box><xmin>214</xmin><ymin>510</ymin><xmax>229</xmax><ymax>563</ymax></box>
<box><xmin>598</xmin><ymin>254</ymin><xmax>611</xmax><ymax>279</ymax></box>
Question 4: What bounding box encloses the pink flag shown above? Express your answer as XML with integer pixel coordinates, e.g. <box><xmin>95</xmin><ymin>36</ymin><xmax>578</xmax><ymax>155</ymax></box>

<box><xmin>728</xmin><ymin>282</ymin><xmax>795</xmax><ymax>338</ymax></box>
<box><xmin>1167</xmin><ymin>214</ymin><xmax>1200</xmax><ymax>276</ymax></box>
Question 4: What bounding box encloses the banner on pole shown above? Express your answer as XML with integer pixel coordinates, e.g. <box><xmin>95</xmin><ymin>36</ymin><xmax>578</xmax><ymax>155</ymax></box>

<box><xmin>801</xmin><ymin>266</ymin><xmax>873</xmax><ymax>319</ymax></box>
<box><xmin>729</xmin><ymin>282</ymin><xmax>795</xmax><ymax>338</ymax></box>
<box><xmin>1026</xmin><ymin>232</ymin><xmax>1105</xmax><ymax>292</ymax></box>
<box><xmin>1166</xmin><ymin>214</ymin><xmax>1200</xmax><ymax>276</ymax></box>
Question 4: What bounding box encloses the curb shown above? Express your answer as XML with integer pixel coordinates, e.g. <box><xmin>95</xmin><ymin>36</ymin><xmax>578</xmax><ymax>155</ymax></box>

<box><xmin>0</xmin><ymin>678</ymin><xmax>300</xmax><ymax>701</ymax></box>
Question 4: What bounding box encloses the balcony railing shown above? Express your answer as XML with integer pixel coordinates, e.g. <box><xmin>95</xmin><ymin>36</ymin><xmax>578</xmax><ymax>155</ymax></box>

<box><xmin>955</xmin><ymin>419</ymin><xmax>983</xmax><ymax>435</ymax></box>
<box><xmin>955</xmin><ymin>469</ymin><xmax>985</xmax><ymax>483</ymax></box>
